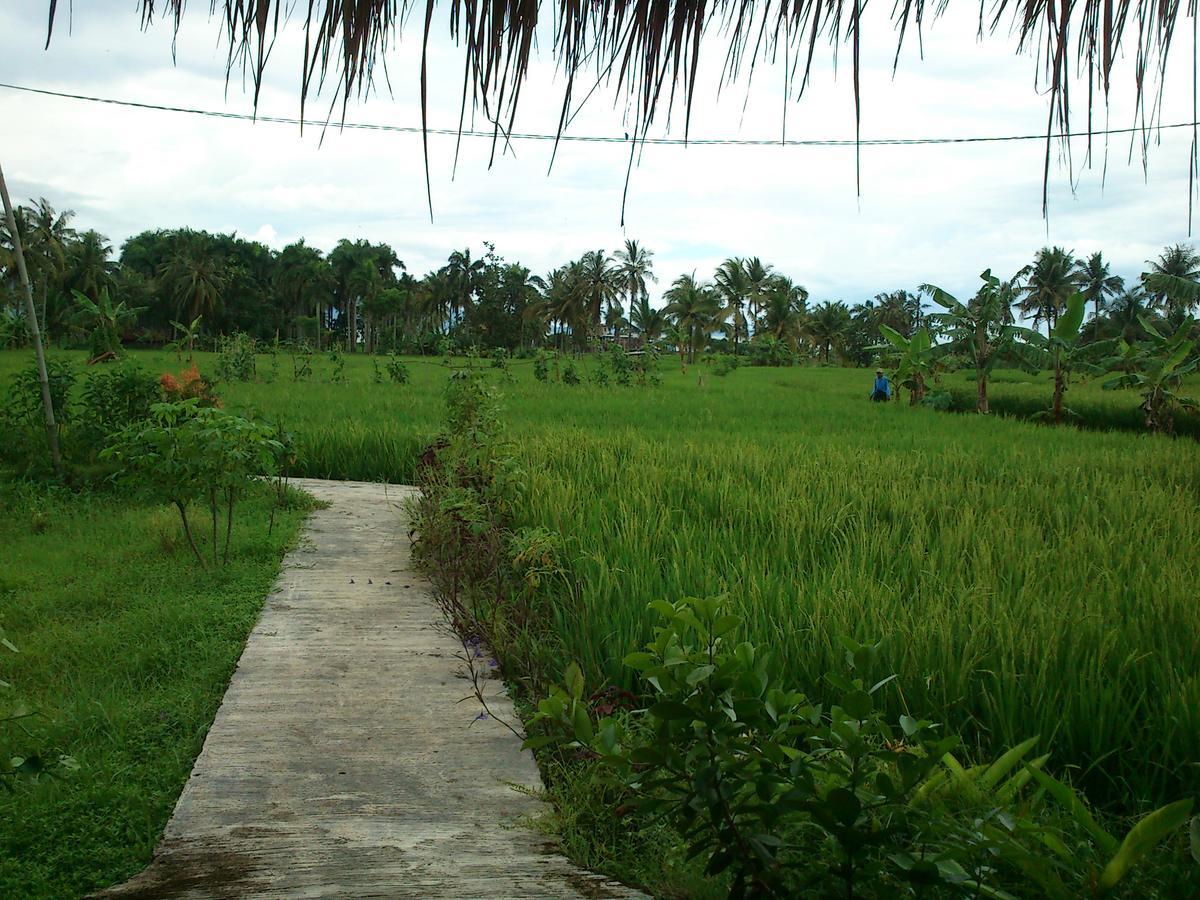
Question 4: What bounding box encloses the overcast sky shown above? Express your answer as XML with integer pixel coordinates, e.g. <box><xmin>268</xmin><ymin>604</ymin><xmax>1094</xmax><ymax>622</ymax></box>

<box><xmin>1</xmin><ymin>1</ymin><xmax>1196</xmax><ymax>306</ymax></box>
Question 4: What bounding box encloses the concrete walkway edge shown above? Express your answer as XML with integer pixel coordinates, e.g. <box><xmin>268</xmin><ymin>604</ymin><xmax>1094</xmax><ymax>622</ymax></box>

<box><xmin>98</xmin><ymin>479</ymin><xmax>643</xmax><ymax>899</ymax></box>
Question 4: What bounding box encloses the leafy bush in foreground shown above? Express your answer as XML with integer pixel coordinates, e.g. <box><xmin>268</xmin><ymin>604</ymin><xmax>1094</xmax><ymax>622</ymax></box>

<box><xmin>527</xmin><ymin>597</ymin><xmax>1198</xmax><ymax>898</ymax></box>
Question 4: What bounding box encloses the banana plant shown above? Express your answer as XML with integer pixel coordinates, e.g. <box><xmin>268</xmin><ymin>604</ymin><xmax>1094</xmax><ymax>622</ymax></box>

<box><xmin>872</xmin><ymin>325</ymin><xmax>939</xmax><ymax>405</ymax></box>
<box><xmin>70</xmin><ymin>288</ymin><xmax>144</xmax><ymax>360</ymax></box>
<box><xmin>1012</xmin><ymin>292</ymin><xmax>1116</xmax><ymax>424</ymax></box>
<box><xmin>168</xmin><ymin>315</ymin><xmax>204</xmax><ymax>360</ymax></box>
<box><xmin>1102</xmin><ymin>315</ymin><xmax>1198</xmax><ymax>432</ymax></box>
<box><xmin>923</xmin><ymin>269</ymin><xmax>1023</xmax><ymax>413</ymax></box>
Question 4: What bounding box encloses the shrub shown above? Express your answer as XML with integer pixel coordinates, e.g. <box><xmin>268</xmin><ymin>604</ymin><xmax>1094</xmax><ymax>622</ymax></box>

<box><xmin>386</xmin><ymin>355</ymin><xmax>410</xmax><ymax>384</ymax></box>
<box><xmin>528</xmin><ymin>597</ymin><xmax>1198</xmax><ymax>898</ymax></box>
<box><xmin>215</xmin><ymin>332</ymin><xmax>258</xmax><ymax>382</ymax></box>
<box><xmin>562</xmin><ymin>361</ymin><xmax>581</xmax><ymax>385</ymax></box>
<box><xmin>160</xmin><ymin>363</ymin><xmax>220</xmax><ymax>407</ymax></box>
<box><xmin>75</xmin><ymin>360</ymin><xmax>160</xmax><ymax>455</ymax></box>
<box><xmin>102</xmin><ymin>401</ymin><xmax>283</xmax><ymax>567</ymax></box>
<box><xmin>534</xmin><ymin>351</ymin><xmax>552</xmax><ymax>382</ymax></box>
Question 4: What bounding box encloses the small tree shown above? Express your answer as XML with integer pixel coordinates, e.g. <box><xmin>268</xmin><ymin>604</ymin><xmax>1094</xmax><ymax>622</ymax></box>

<box><xmin>923</xmin><ymin>270</ymin><xmax>1022</xmax><ymax>413</ymax></box>
<box><xmin>102</xmin><ymin>401</ymin><xmax>283</xmax><ymax>566</ymax></box>
<box><xmin>167</xmin><ymin>315</ymin><xmax>204</xmax><ymax>360</ymax></box>
<box><xmin>1014</xmin><ymin>292</ymin><xmax>1114</xmax><ymax>423</ymax></box>
<box><xmin>873</xmin><ymin>325</ymin><xmax>937</xmax><ymax>405</ymax></box>
<box><xmin>1102</xmin><ymin>316</ymin><xmax>1199</xmax><ymax>433</ymax></box>
<box><xmin>70</xmin><ymin>288</ymin><xmax>143</xmax><ymax>360</ymax></box>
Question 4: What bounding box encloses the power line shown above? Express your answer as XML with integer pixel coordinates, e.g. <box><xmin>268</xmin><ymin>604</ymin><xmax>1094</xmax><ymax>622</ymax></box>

<box><xmin>2</xmin><ymin>81</ymin><xmax>1197</xmax><ymax>148</ymax></box>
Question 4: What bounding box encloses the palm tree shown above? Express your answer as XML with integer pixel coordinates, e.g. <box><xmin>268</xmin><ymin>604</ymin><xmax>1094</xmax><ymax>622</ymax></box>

<box><xmin>1020</xmin><ymin>247</ymin><xmax>1075</xmax><ymax>331</ymax></box>
<box><xmin>806</xmin><ymin>301</ymin><xmax>852</xmax><ymax>364</ymax></box>
<box><xmin>871</xmin><ymin>289</ymin><xmax>919</xmax><ymax>337</ymax></box>
<box><xmin>275</xmin><ymin>241</ymin><xmax>333</xmax><ymax>345</ymax></box>
<box><xmin>741</xmin><ymin>257</ymin><xmax>775</xmax><ymax>331</ymax></box>
<box><xmin>578</xmin><ymin>249</ymin><xmax>617</xmax><ymax>343</ymax></box>
<box><xmin>663</xmin><ymin>272</ymin><xmax>720</xmax><ymax>363</ymax></box>
<box><xmin>630</xmin><ymin>295</ymin><xmax>667</xmax><ymax>347</ymax></box>
<box><xmin>159</xmin><ymin>234</ymin><xmax>227</xmax><ymax>327</ymax></box>
<box><xmin>3</xmin><ymin>199</ymin><xmax>77</xmax><ymax>335</ymax></box>
<box><xmin>542</xmin><ymin>264</ymin><xmax>587</xmax><ymax>348</ymax></box>
<box><xmin>1143</xmin><ymin>244</ymin><xmax>1200</xmax><ymax>317</ymax></box>
<box><xmin>1104</xmin><ymin>287</ymin><xmax>1158</xmax><ymax>343</ymax></box>
<box><xmin>1074</xmin><ymin>252</ymin><xmax>1124</xmax><ymax>323</ymax></box>
<box><xmin>444</xmin><ymin>248</ymin><xmax>485</xmax><ymax>330</ymax></box>
<box><xmin>713</xmin><ymin>258</ymin><xmax>751</xmax><ymax>354</ymax></box>
<box><xmin>760</xmin><ymin>284</ymin><xmax>806</xmax><ymax>345</ymax></box>
<box><xmin>67</xmin><ymin>229</ymin><xmax>114</xmax><ymax>301</ymax></box>
<box><xmin>613</xmin><ymin>240</ymin><xmax>656</xmax><ymax>324</ymax></box>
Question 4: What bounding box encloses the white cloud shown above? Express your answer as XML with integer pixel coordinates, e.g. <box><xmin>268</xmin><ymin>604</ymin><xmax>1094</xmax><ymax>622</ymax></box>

<box><xmin>1</xmin><ymin>0</ymin><xmax>1195</xmax><ymax>305</ymax></box>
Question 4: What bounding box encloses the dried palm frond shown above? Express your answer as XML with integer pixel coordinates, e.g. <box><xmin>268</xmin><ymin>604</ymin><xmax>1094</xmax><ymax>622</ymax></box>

<box><xmin>42</xmin><ymin>1</ymin><xmax>1200</xmax><ymax>220</ymax></box>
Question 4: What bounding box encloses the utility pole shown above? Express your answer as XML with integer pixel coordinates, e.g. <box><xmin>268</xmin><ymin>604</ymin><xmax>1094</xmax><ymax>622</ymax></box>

<box><xmin>0</xmin><ymin>161</ymin><xmax>64</xmax><ymax>477</ymax></box>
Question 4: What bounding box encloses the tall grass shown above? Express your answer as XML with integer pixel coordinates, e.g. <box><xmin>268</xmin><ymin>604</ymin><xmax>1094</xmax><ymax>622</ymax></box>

<box><xmin>3</xmin><ymin>349</ymin><xmax>1198</xmax><ymax>807</ymax></box>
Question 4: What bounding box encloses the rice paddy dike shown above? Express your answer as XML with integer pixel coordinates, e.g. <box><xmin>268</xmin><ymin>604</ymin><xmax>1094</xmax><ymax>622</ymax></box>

<box><xmin>3</xmin><ymin>348</ymin><xmax>1199</xmax><ymax>810</ymax></box>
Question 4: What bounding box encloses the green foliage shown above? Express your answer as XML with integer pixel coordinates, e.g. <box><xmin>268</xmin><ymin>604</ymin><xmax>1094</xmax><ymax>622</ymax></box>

<box><xmin>873</xmin><ymin>325</ymin><xmax>938</xmax><ymax>404</ymax></box>
<box><xmin>69</xmin><ymin>288</ymin><xmax>143</xmax><ymax>360</ymax></box>
<box><xmin>713</xmin><ymin>353</ymin><xmax>741</xmax><ymax>377</ymax></box>
<box><xmin>528</xmin><ymin>598</ymin><xmax>1196</xmax><ymax>898</ymax></box>
<box><xmin>0</xmin><ymin>359</ymin><xmax>76</xmax><ymax>475</ymax></box>
<box><xmin>1102</xmin><ymin>316</ymin><xmax>1199</xmax><ymax>432</ymax></box>
<box><xmin>386</xmin><ymin>354</ymin><xmax>410</xmax><ymax>384</ymax></box>
<box><xmin>101</xmin><ymin>401</ymin><xmax>283</xmax><ymax>566</ymax></box>
<box><xmin>290</xmin><ymin>342</ymin><xmax>314</xmax><ymax>381</ymax></box>
<box><xmin>214</xmin><ymin>332</ymin><xmax>258</xmax><ymax>382</ymax></box>
<box><xmin>746</xmin><ymin>336</ymin><xmax>796</xmax><ymax>367</ymax></box>
<box><xmin>325</xmin><ymin>347</ymin><xmax>347</xmax><ymax>383</ymax></box>
<box><xmin>75</xmin><ymin>360</ymin><xmax>160</xmax><ymax>453</ymax></box>
<box><xmin>561</xmin><ymin>360</ymin><xmax>581</xmax><ymax>385</ymax></box>
<box><xmin>0</xmin><ymin>358</ymin><xmax>75</xmax><ymax>428</ymax></box>
<box><xmin>925</xmin><ymin>270</ymin><xmax>1024</xmax><ymax>413</ymax></box>
<box><xmin>0</xmin><ymin>312</ymin><xmax>28</xmax><ymax>350</ymax></box>
<box><xmin>534</xmin><ymin>350</ymin><xmax>552</xmax><ymax>382</ymax></box>
<box><xmin>0</xmin><ymin>481</ymin><xmax>308</xmax><ymax>896</ymax></box>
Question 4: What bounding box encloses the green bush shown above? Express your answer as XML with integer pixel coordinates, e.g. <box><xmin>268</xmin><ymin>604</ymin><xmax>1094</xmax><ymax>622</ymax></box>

<box><xmin>75</xmin><ymin>360</ymin><xmax>160</xmax><ymax>455</ymax></box>
<box><xmin>528</xmin><ymin>597</ymin><xmax>1198</xmax><ymax>898</ymax></box>
<box><xmin>101</xmin><ymin>400</ymin><xmax>283</xmax><ymax>567</ymax></box>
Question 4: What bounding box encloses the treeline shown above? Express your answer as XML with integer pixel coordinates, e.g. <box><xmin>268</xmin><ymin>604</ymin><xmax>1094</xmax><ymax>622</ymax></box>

<box><xmin>1</xmin><ymin>197</ymin><xmax>1197</xmax><ymax>363</ymax></box>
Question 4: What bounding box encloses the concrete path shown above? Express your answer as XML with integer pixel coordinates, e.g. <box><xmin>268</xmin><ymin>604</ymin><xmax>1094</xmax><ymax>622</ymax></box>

<box><xmin>100</xmin><ymin>479</ymin><xmax>641</xmax><ymax>899</ymax></box>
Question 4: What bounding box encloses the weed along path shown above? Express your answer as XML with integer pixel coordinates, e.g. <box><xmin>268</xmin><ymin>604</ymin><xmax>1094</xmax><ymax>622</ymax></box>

<box><xmin>99</xmin><ymin>478</ymin><xmax>640</xmax><ymax>899</ymax></box>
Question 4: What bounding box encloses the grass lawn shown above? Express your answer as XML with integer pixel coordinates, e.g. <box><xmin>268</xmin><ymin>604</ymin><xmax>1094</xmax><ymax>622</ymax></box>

<box><xmin>0</xmin><ymin>481</ymin><xmax>310</xmax><ymax>898</ymax></box>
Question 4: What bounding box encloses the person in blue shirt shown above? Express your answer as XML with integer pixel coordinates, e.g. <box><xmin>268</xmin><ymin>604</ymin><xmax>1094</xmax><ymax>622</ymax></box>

<box><xmin>870</xmin><ymin>368</ymin><xmax>891</xmax><ymax>402</ymax></box>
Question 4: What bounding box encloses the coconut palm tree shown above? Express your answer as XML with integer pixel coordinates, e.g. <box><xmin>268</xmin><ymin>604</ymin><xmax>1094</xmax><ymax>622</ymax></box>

<box><xmin>578</xmin><ymin>250</ymin><xmax>617</xmax><ymax>343</ymax></box>
<box><xmin>630</xmin><ymin>295</ymin><xmax>667</xmax><ymax>347</ymax></box>
<box><xmin>1104</xmin><ymin>287</ymin><xmax>1158</xmax><ymax>343</ymax></box>
<box><xmin>1074</xmin><ymin>252</ymin><xmax>1124</xmax><ymax>323</ymax></box>
<box><xmin>2</xmin><ymin>199</ymin><xmax>77</xmax><ymax>336</ymax></box>
<box><xmin>275</xmin><ymin>241</ymin><xmax>334</xmax><ymax>345</ymax></box>
<box><xmin>713</xmin><ymin>258</ymin><xmax>752</xmax><ymax>354</ymax></box>
<box><xmin>760</xmin><ymin>282</ymin><xmax>806</xmax><ymax>345</ymax></box>
<box><xmin>1020</xmin><ymin>247</ymin><xmax>1075</xmax><ymax>331</ymax></box>
<box><xmin>613</xmin><ymin>240</ymin><xmax>656</xmax><ymax>320</ymax></box>
<box><xmin>443</xmin><ymin>248</ymin><xmax>485</xmax><ymax>330</ymax></box>
<box><xmin>67</xmin><ymin>229</ymin><xmax>114</xmax><ymax>301</ymax></box>
<box><xmin>664</xmin><ymin>273</ymin><xmax>720</xmax><ymax>363</ymax></box>
<box><xmin>1143</xmin><ymin>244</ymin><xmax>1200</xmax><ymax>317</ymax></box>
<box><xmin>741</xmin><ymin>257</ymin><xmax>775</xmax><ymax>331</ymax></box>
<box><xmin>158</xmin><ymin>234</ymin><xmax>228</xmax><ymax>328</ymax></box>
<box><xmin>806</xmin><ymin>301</ymin><xmax>852</xmax><ymax>364</ymax></box>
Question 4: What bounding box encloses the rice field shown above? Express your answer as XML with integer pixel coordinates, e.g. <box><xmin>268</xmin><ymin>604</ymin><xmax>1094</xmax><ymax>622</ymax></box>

<box><xmin>3</xmin><ymin>349</ymin><xmax>1199</xmax><ymax>809</ymax></box>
